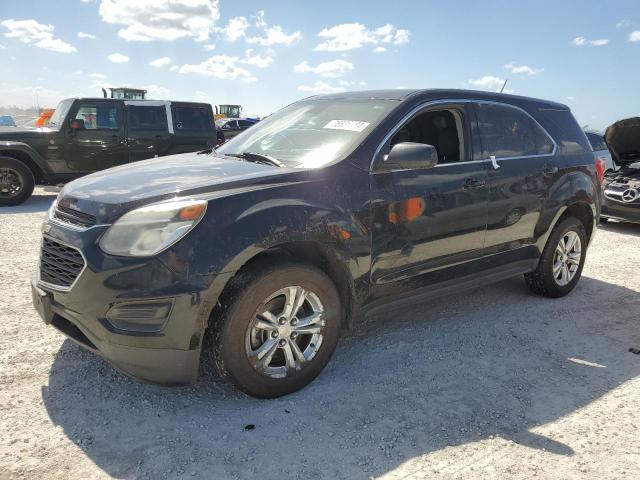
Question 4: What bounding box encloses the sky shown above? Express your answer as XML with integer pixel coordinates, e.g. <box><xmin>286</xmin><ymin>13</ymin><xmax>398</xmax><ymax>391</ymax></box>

<box><xmin>0</xmin><ymin>0</ymin><xmax>639</xmax><ymax>130</ymax></box>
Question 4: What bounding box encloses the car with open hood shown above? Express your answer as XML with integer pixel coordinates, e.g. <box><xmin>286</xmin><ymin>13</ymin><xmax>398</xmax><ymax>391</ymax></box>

<box><xmin>32</xmin><ymin>89</ymin><xmax>601</xmax><ymax>398</ymax></box>
<box><xmin>601</xmin><ymin>117</ymin><xmax>640</xmax><ymax>224</ymax></box>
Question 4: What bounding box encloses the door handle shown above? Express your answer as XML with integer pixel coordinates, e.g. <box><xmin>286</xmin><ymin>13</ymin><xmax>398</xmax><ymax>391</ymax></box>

<box><xmin>542</xmin><ymin>166</ymin><xmax>559</xmax><ymax>176</ymax></box>
<box><xmin>463</xmin><ymin>178</ymin><xmax>486</xmax><ymax>190</ymax></box>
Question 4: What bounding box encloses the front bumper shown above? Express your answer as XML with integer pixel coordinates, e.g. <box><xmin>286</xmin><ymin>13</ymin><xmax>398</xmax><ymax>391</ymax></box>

<box><xmin>32</xmin><ymin>220</ymin><xmax>230</xmax><ymax>385</ymax></box>
<box><xmin>602</xmin><ymin>197</ymin><xmax>640</xmax><ymax>224</ymax></box>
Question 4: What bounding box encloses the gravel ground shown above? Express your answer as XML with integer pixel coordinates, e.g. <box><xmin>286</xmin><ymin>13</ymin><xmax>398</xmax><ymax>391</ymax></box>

<box><xmin>1</xmin><ymin>188</ymin><xmax>639</xmax><ymax>480</ymax></box>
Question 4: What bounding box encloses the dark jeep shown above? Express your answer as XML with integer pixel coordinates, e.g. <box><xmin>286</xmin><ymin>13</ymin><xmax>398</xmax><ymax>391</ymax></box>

<box><xmin>32</xmin><ymin>89</ymin><xmax>602</xmax><ymax>398</ymax></box>
<box><xmin>0</xmin><ymin>98</ymin><xmax>218</xmax><ymax>206</ymax></box>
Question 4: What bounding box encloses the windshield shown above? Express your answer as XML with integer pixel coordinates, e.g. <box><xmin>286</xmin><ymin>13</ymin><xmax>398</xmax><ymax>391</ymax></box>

<box><xmin>48</xmin><ymin>99</ymin><xmax>74</xmax><ymax>127</ymax></box>
<box><xmin>216</xmin><ymin>98</ymin><xmax>397</xmax><ymax>168</ymax></box>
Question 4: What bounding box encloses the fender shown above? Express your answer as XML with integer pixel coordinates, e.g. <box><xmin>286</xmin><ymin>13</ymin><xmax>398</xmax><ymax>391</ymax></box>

<box><xmin>0</xmin><ymin>140</ymin><xmax>54</xmax><ymax>176</ymax></box>
<box><xmin>535</xmin><ymin>170</ymin><xmax>599</xmax><ymax>252</ymax></box>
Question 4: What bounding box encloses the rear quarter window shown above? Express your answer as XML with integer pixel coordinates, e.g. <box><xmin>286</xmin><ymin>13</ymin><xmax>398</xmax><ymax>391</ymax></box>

<box><xmin>475</xmin><ymin>103</ymin><xmax>554</xmax><ymax>159</ymax></box>
<box><xmin>171</xmin><ymin>105</ymin><xmax>213</xmax><ymax>133</ymax></box>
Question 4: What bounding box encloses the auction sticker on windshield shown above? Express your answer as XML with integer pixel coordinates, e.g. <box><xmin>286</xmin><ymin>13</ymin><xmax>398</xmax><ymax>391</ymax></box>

<box><xmin>323</xmin><ymin>120</ymin><xmax>370</xmax><ymax>132</ymax></box>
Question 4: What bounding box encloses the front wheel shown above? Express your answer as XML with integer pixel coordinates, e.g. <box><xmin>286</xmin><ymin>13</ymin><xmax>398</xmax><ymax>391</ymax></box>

<box><xmin>212</xmin><ymin>263</ymin><xmax>342</xmax><ymax>398</ymax></box>
<box><xmin>0</xmin><ymin>157</ymin><xmax>35</xmax><ymax>206</ymax></box>
<box><xmin>525</xmin><ymin>217</ymin><xmax>587</xmax><ymax>298</ymax></box>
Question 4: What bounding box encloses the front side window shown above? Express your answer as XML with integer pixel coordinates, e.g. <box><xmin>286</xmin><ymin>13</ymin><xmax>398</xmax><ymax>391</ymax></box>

<box><xmin>172</xmin><ymin>106</ymin><xmax>212</xmax><ymax>132</ymax></box>
<box><xmin>74</xmin><ymin>104</ymin><xmax>120</xmax><ymax>130</ymax></box>
<box><xmin>217</xmin><ymin>98</ymin><xmax>397</xmax><ymax>168</ymax></box>
<box><xmin>475</xmin><ymin>103</ymin><xmax>554</xmax><ymax>159</ymax></box>
<box><xmin>390</xmin><ymin>108</ymin><xmax>467</xmax><ymax>163</ymax></box>
<box><xmin>128</xmin><ymin>106</ymin><xmax>167</xmax><ymax>131</ymax></box>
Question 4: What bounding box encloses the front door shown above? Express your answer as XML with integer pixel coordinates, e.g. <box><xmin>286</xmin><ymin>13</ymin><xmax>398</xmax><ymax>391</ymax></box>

<box><xmin>370</xmin><ymin>103</ymin><xmax>489</xmax><ymax>291</ymax></box>
<box><xmin>65</xmin><ymin>100</ymin><xmax>128</xmax><ymax>172</ymax></box>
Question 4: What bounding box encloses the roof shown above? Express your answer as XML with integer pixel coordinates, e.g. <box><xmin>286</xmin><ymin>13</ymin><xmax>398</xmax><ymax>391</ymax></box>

<box><xmin>61</xmin><ymin>97</ymin><xmax>212</xmax><ymax>106</ymax></box>
<box><xmin>312</xmin><ymin>88</ymin><xmax>569</xmax><ymax>110</ymax></box>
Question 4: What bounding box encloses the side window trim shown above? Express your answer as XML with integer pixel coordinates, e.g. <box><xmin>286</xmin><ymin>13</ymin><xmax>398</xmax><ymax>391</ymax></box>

<box><xmin>472</xmin><ymin>100</ymin><xmax>558</xmax><ymax>161</ymax></box>
<box><xmin>371</xmin><ymin>100</ymin><xmax>480</xmax><ymax>171</ymax></box>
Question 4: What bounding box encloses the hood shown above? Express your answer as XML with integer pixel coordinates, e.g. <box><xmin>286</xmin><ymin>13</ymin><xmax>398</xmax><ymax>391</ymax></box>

<box><xmin>605</xmin><ymin>117</ymin><xmax>640</xmax><ymax>166</ymax></box>
<box><xmin>60</xmin><ymin>152</ymin><xmax>298</xmax><ymax>222</ymax></box>
<box><xmin>0</xmin><ymin>126</ymin><xmax>57</xmax><ymax>139</ymax></box>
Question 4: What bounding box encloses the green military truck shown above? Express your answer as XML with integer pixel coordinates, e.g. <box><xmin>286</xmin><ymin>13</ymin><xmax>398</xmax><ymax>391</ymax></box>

<box><xmin>0</xmin><ymin>97</ymin><xmax>220</xmax><ymax>206</ymax></box>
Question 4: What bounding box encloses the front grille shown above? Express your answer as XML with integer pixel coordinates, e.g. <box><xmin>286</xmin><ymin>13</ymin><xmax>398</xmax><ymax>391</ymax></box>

<box><xmin>40</xmin><ymin>238</ymin><xmax>85</xmax><ymax>288</ymax></box>
<box><xmin>53</xmin><ymin>205</ymin><xmax>97</xmax><ymax>228</ymax></box>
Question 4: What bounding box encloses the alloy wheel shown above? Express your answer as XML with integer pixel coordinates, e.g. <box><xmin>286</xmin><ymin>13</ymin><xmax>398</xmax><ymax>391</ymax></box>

<box><xmin>552</xmin><ymin>230</ymin><xmax>582</xmax><ymax>286</ymax></box>
<box><xmin>0</xmin><ymin>168</ymin><xmax>23</xmax><ymax>198</ymax></box>
<box><xmin>245</xmin><ymin>286</ymin><xmax>325</xmax><ymax>379</ymax></box>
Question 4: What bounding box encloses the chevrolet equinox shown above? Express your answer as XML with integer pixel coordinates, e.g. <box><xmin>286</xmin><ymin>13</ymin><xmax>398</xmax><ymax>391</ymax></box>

<box><xmin>32</xmin><ymin>89</ymin><xmax>602</xmax><ymax>398</ymax></box>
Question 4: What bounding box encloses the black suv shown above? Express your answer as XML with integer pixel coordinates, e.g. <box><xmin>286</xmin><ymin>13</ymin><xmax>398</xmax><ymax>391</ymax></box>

<box><xmin>0</xmin><ymin>98</ymin><xmax>218</xmax><ymax>206</ymax></box>
<box><xmin>32</xmin><ymin>89</ymin><xmax>601</xmax><ymax>398</ymax></box>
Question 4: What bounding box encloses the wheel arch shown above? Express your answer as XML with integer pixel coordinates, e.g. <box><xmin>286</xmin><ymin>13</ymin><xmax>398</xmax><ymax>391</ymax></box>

<box><xmin>0</xmin><ymin>146</ymin><xmax>48</xmax><ymax>183</ymax></box>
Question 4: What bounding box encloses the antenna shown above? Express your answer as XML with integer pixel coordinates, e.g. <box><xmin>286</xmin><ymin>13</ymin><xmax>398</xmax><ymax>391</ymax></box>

<box><xmin>500</xmin><ymin>79</ymin><xmax>508</xmax><ymax>94</ymax></box>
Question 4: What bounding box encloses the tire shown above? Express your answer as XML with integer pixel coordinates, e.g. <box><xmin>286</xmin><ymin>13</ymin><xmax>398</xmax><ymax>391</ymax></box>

<box><xmin>0</xmin><ymin>156</ymin><xmax>35</xmax><ymax>206</ymax></box>
<box><xmin>525</xmin><ymin>216</ymin><xmax>587</xmax><ymax>298</ymax></box>
<box><xmin>211</xmin><ymin>262</ymin><xmax>342</xmax><ymax>398</ymax></box>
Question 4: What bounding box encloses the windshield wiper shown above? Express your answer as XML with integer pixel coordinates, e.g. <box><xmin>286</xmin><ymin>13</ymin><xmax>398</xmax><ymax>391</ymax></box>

<box><xmin>227</xmin><ymin>152</ymin><xmax>285</xmax><ymax>168</ymax></box>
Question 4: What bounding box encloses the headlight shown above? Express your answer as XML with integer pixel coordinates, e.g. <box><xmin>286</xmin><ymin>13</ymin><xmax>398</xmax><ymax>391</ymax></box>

<box><xmin>99</xmin><ymin>199</ymin><xmax>207</xmax><ymax>257</ymax></box>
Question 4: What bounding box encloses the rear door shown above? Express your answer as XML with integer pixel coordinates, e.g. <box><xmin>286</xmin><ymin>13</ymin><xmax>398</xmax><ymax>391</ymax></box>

<box><xmin>474</xmin><ymin>101</ymin><xmax>559</xmax><ymax>256</ymax></box>
<box><xmin>64</xmin><ymin>100</ymin><xmax>128</xmax><ymax>172</ymax></box>
<box><xmin>126</xmin><ymin>103</ymin><xmax>171</xmax><ymax>162</ymax></box>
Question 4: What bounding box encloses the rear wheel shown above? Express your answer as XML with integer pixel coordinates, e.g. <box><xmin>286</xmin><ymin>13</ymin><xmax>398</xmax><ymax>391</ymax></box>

<box><xmin>212</xmin><ymin>262</ymin><xmax>342</xmax><ymax>398</ymax></box>
<box><xmin>0</xmin><ymin>157</ymin><xmax>35</xmax><ymax>206</ymax></box>
<box><xmin>525</xmin><ymin>217</ymin><xmax>587</xmax><ymax>298</ymax></box>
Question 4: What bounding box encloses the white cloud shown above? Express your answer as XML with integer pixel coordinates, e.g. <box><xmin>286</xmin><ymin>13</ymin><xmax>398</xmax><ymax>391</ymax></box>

<box><xmin>0</xmin><ymin>44</ymin><xmax>5</xmax><ymax>49</ymax></box>
<box><xmin>89</xmin><ymin>72</ymin><xmax>107</xmax><ymax>79</ymax></box>
<box><xmin>142</xmin><ymin>84</ymin><xmax>170</xmax><ymax>99</ymax></box>
<box><xmin>374</xmin><ymin>46</ymin><xmax>386</xmax><ymax>53</ymax></box>
<box><xmin>572</xmin><ymin>36</ymin><xmax>609</xmax><ymax>46</ymax></box>
<box><xmin>297</xmin><ymin>81</ymin><xmax>345</xmax><ymax>95</ymax></box>
<box><xmin>98</xmin><ymin>0</ymin><xmax>221</xmax><ymax>42</ymax></box>
<box><xmin>203</xmin><ymin>43</ymin><xmax>216</xmax><ymax>51</ymax></box>
<box><xmin>293</xmin><ymin>59</ymin><xmax>353</xmax><ymax>78</ymax></box>
<box><xmin>338</xmin><ymin>80</ymin><xmax>367</xmax><ymax>87</ymax></box>
<box><xmin>247</xmin><ymin>25</ymin><xmax>302</xmax><ymax>46</ymax></box>
<box><xmin>504</xmin><ymin>62</ymin><xmax>543</xmax><ymax>76</ymax></box>
<box><xmin>195</xmin><ymin>90</ymin><xmax>211</xmax><ymax>101</ymax></box>
<box><xmin>179</xmin><ymin>55</ymin><xmax>257</xmax><ymax>82</ymax></box>
<box><xmin>216</xmin><ymin>11</ymin><xmax>301</xmax><ymax>46</ymax></box>
<box><xmin>314</xmin><ymin>23</ymin><xmax>410</xmax><ymax>51</ymax></box>
<box><xmin>468</xmin><ymin>75</ymin><xmax>513</xmax><ymax>93</ymax></box>
<box><xmin>77</xmin><ymin>32</ymin><xmax>96</xmax><ymax>39</ymax></box>
<box><xmin>566</xmin><ymin>96</ymin><xmax>576</xmax><ymax>101</ymax></box>
<box><xmin>1</xmin><ymin>19</ymin><xmax>77</xmax><ymax>53</ymax></box>
<box><xmin>169</xmin><ymin>65</ymin><xmax>179</xmax><ymax>72</ymax></box>
<box><xmin>629</xmin><ymin>31</ymin><xmax>640</xmax><ymax>42</ymax></box>
<box><xmin>242</xmin><ymin>49</ymin><xmax>273</xmax><ymax>68</ymax></box>
<box><xmin>149</xmin><ymin>56</ymin><xmax>171</xmax><ymax>67</ymax></box>
<box><xmin>617</xmin><ymin>20</ymin><xmax>639</xmax><ymax>29</ymax></box>
<box><xmin>108</xmin><ymin>52</ymin><xmax>130</xmax><ymax>63</ymax></box>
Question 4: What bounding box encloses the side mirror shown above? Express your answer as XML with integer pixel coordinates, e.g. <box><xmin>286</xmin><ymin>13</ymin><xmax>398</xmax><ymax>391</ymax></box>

<box><xmin>70</xmin><ymin>119</ymin><xmax>85</xmax><ymax>130</ymax></box>
<box><xmin>379</xmin><ymin>142</ymin><xmax>439</xmax><ymax>171</ymax></box>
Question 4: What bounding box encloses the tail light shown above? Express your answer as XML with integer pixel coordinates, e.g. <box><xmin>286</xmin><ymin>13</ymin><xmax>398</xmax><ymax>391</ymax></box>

<box><xmin>595</xmin><ymin>156</ymin><xmax>606</xmax><ymax>185</ymax></box>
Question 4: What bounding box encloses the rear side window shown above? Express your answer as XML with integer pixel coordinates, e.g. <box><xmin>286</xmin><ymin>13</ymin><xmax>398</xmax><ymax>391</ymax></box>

<box><xmin>128</xmin><ymin>105</ymin><xmax>167</xmax><ymax>131</ymax></box>
<box><xmin>475</xmin><ymin>103</ymin><xmax>554</xmax><ymax>158</ymax></box>
<box><xmin>74</xmin><ymin>104</ymin><xmax>120</xmax><ymax>130</ymax></box>
<box><xmin>171</xmin><ymin>105</ymin><xmax>212</xmax><ymax>132</ymax></box>
<box><xmin>238</xmin><ymin>120</ymin><xmax>254</xmax><ymax>128</ymax></box>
